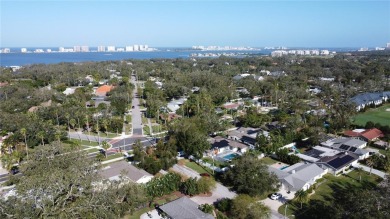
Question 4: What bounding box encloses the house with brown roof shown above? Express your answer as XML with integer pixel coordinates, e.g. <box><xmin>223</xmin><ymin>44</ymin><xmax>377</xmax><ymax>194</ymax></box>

<box><xmin>95</xmin><ymin>85</ymin><xmax>114</xmax><ymax>96</ymax></box>
<box><xmin>344</xmin><ymin>128</ymin><xmax>384</xmax><ymax>142</ymax></box>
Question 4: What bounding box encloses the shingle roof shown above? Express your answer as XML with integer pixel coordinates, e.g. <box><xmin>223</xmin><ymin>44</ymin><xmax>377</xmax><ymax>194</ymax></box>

<box><xmin>317</xmin><ymin>152</ymin><xmax>358</xmax><ymax>170</ymax></box>
<box><xmin>159</xmin><ymin>196</ymin><xmax>214</xmax><ymax>219</ymax></box>
<box><xmin>361</xmin><ymin>128</ymin><xmax>384</xmax><ymax>141</ymax></box>
<box><xmin>350</xmin><ymin>92</ymin><xmax>390</xmax><ymax>106</ymax></box>
<box><xmin>99</xmin><ymin>161</ymin><xmax>153</xmax><ymax>183</ymax></box>
<box><xmin>96</xmin><ymin>85</ymin><xmax>113</xmax><ymax>93</ymax></box>
<box><xmin>268</xmin><ymin>163</ymin><xmax>325</xmax><ymax>191</ymax></box>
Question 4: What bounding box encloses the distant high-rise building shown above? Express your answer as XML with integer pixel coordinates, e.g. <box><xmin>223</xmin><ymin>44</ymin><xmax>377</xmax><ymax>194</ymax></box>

<box><xmin>97</xmin><ymin>46</ymin><xmax>105</xmax><ymax>52</ymax></box>
<box><xmin>125</xmin><ymin>46</ymin><xmax>134</xmax><ymax>52</ymax></box>
<box><xmin>133</xmin><ymin>45</ymin><xmax>139</xmax><ymax>51</ymax></box>
<box><xmin>144</xmin><ymin>45</ymin><xmax>149</xmax><ymax>51</ymax></box>
<box><xmin>387</xmin><ymin>43</ymin><xmax>390</xmax><ymax>48</ymax></box>
<box><xmin>81</xmin><ymin>46</ymin><xmax>89</xmax><ymax>52</ymax></box>
<box><xmin>107</xmin><ymin>46</ymin><xmax>116</xmax><ymax>52</ymax></box>
<box><xmin>21</xmin><ymin>48</ymin><xmax>27</xmax><ymax>53</ymax></box>
<box><xmin>74</xmin><ymin>46</ymin><xmax>81</xmax><ymax>52</ymax></box>
<box><xmin>46</xmin><ymin>49</ymin><xmax>52</xmax><ymax>53</ymax></box>
<box><xmin>117</xmin><ymin>48</ymin><xmax>125</xmax><ymax>52</ymax></box>
<box><xmin>59</xmin><ymin>47</ymin><xmax>65</xmax><ymax>52</ymax></box>
<box><xmin>1</xmin><ymin>48</ymin><xmax>11</xmax><ymax>53</ymax></box>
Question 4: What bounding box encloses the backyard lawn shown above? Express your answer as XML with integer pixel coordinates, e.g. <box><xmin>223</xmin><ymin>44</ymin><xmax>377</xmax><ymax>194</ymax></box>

<box><xmin>260</xmin><ymin>157</ymin><xmax>279</xmax><ymax>165</ymax></box>
<box><xmin>184</xmin><ymin>160</ymin><xmax>213</xmax><ymax>175</ymax></box>
<box><xmin>353</xmin><ymin>104</ymin><xmax>390</xmax><ymax>126</ymax></box>
<box><xmin>278</xmin><ymin>170</ymin><xmax>382</xmax><ymax>218</ymax></box>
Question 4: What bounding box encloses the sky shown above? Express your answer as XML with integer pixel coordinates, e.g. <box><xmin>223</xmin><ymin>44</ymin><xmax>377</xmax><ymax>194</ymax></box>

<box><xmin>1</xmin><ymin>0</ymin><xmax>390</xmax><ymax>48</ymax></box>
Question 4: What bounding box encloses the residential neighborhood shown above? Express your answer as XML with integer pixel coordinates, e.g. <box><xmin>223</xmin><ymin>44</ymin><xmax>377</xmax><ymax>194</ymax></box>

<box><xmin>1</xmin><ymin>51</ymin><xmax>390</xmax><ymax>219</ymax></box>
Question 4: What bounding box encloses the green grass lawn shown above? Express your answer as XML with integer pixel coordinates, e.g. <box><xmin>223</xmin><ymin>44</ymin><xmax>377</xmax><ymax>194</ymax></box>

<box><xmin>72</xmin><ymin>139</ymin><xmax>100</xmax><ymax>146</ymax></box>
<box><xmin>260</xmin><ymin>157</ymin><xmax>279</xmax><ymax>165</ymax></box>
<box><xmin>202</xmin><ymin>157</ymin><xmax>227</xmax><ymax>168</ymax></box>
<box><xmin>278</xmin><ymin>170</ymin><xmax>381</xmax><ymax>218</ymax></box>
<box><xmin>87</xmin><ymin>132</ymin><xmax>119</xmax><ymax>138</ymax></box>
<box><xmin>353</xmin><ymin>104</ymin><xmax>390</xmax><ymax>126</ymax></box>
<box><xmin>143</xmin><ymin>126</ymin><xmax>150</xmax><ymax>135</ymax></box>
<box><xmin>184</xmin><ymin>160</ymin><xmax>213</xmax><ymax>175</ymax></box>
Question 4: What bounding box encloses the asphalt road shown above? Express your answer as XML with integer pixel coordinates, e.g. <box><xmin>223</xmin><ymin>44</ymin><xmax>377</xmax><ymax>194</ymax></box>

<box><xmin>130</xmin><ymin>75</ymin><xmax>143</xmax><ymax>136</ymax></box>
<box><xmin>0</xmin><ymin>173</ymin><xmax>9</xmax><ymax>183</ymax></box>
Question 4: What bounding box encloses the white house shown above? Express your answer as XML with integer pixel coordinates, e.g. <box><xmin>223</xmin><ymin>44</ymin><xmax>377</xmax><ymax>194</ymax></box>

<box><xmin>99</xmin><ymin>161</ymin><xmax>153</xmax><ymax>184</ymax></box>
<box><xmin>350</xmin><ymin>92</ymin><xmax>390</xmax><ymax>111</ymax></box>
<box><xmin>321</xmin><ymin>138</ymin><xmax>369</xmax><ymax>160</ymax></box>
<box><xmin>316</xmin><ymin>152</ymin><xmax>359</xmax><ymax>175</ymax></box>
<box><xmin>269</xmin><ymin>163</ymin><xmax>327</xmax><ymax>191</ymax></box>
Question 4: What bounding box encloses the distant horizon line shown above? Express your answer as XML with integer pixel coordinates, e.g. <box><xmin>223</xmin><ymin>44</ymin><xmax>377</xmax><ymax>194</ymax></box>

<box><xmin>1</xmin><ymin>45</ymin><xmax>379</xmax><ymax>49</ymax></box>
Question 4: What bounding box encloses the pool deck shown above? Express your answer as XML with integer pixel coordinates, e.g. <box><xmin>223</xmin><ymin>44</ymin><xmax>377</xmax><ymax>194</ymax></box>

<box><xmin>270</xmin><ymin>162</ymin><xmax>289</xmax><ymax>169</ymax></box>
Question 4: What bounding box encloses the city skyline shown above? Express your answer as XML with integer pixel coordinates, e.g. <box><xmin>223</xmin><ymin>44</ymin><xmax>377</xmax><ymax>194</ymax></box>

<box><xmin>1</xmin><ymin>1</ymin><xmax>389</xmax><ymax>47</ymax></box>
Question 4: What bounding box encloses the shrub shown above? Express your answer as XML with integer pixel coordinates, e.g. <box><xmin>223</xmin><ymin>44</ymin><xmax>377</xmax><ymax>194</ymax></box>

<box><xmin>215</xmin><ymin>198</ymin><xmax>232</xmax><ymax>212</ymax></box>
<box><xmin>197</xmin><ymin>176</ymin><xmax>216</xmax><ymax>194</ymax></box>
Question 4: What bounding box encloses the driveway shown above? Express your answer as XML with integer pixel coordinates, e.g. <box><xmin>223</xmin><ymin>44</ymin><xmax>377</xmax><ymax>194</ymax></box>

<box><xmin>261</xmin><ymin>186</ymin><xmax>295</xmax><ymax>218</ymax></box>
<box><xmin>171</xmin><ymin>164</ymin><xmax>201</xmax><ymax>179</ymax></box>
<box><xmin>191</xmin><ymin>182</ymin><xmax>236</xmax><ymax>205</ymax></box>
<box><xmin>171</xmin><ymin>164</ymin><xmax>236</xmax><ymax>205</ymax></box>
<box><xmin>140</xmin><ymin>209</ymin><xmax>163</xmax><ymax>219</ymax></box>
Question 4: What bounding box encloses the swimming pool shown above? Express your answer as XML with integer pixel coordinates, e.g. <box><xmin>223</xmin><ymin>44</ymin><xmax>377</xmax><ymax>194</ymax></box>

<box><xmin>223</xmin><ymin>153</ymin><xmax>239</xmax><ymax>161</ymax></box>
<box><xmin>280</xmin><ymin>165</ymin><xmax>290</xmax><ymax>170</ymax></box>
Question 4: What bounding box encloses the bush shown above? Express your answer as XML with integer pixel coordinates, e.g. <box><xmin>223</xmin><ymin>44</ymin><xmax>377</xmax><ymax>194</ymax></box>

<box><xmin>215</xmin><ymin>198</ymin><xmax>232</xmax><ymax>212</ymax></box>
<box><xmin>180</xmin><ymin>177</ymin><xmax>199</xmax><ymax>196</ymax></box>
<box><xmin>197</xmin><ymin>176</ymin><xmax>216</xmax><ymax>194</ymax></box>
<box><xmin>199</xmin><ymin>203</ymin><xmax>214</xmax><ymax>214</ymax></box>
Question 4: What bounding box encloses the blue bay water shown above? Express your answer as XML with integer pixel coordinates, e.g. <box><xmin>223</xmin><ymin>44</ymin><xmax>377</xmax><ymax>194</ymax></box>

<box><xmin>0</xmin><ymin>47</ymin><xmax>357</xmax><ymax>67</ymax></box>
<box><xmin>0</xmin><ymin>49</ymin><xmax>265</xmax><ymax>67</ymax></box>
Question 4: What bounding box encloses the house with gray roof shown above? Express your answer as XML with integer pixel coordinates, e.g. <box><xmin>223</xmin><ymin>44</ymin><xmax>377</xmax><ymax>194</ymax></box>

<box><xmin>268</xmin><ymin>163</ymin><xmax>327</xmax><ymax>191</ymax></box>
<box><xmin>321</xmin><ymin>138</ymin><xmax>369</xmax><ymax>160</ymax></box>
<box><xmin>316</xmin><ymin>152</ymin><xmax>359</xmax><ymax>175</ymax></box>
<box><xmin>99</xmin><ymin>160</ymin><xmax>153</xmax><ymax>184</ymax></box>
<box><xmin>158</xmin><ymin>196</ymin><xmax>214</xmax><ymax>219</ymax></box>
<box><xmin>350</xmin><ymin>91</ymin><xmax>390</xmax><ymax>111</ymax></box>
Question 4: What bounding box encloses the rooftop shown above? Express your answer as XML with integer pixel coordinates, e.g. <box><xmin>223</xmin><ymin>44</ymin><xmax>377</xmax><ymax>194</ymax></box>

<box><xmin>99</xmin><ymin>160</ymin><xmax>153</xmax><ymax>183</ymax></box>
<box><xmin>159</xmin><ymin>196</ymin><xmax>214</xmax><ymax>219</ymax></box>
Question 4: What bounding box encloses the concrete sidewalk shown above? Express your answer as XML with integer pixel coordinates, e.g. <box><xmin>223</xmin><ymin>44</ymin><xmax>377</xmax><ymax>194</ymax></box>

<box><xmin>0</xmin><ymin>163</ymin><xmax>8</xmax><ymax>175</ymax></box>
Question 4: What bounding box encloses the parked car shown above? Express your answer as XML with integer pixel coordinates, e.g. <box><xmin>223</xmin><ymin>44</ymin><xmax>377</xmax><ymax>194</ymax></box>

<box><xmin>10</xmin><ymin>166</ymin><xmax>19</xmax><ymax>175</ymax></box>
<box><xmin>270</xmin><ymin>193</ymin><xmax>282</xmax><ymax>200</ymax></box>
<box><xmin>200</xmin><ymin>173</ymin><xmax>211</xmax><ymax>177</ymax></box>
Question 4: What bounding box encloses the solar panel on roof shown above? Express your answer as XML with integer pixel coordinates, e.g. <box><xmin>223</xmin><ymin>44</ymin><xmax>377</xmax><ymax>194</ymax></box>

<box><xmin>340</xmin><ymin>145</ymin><xmax>350</xmax><ymax>150</ymax></box>
<box><xmin>349</xmin><ymin>147</ymin><xmax>357</xmax><ymax>152</ymax></box>
<box><xmin>327</xmin><ymin>155</ymin><xmax>356</xmax><ymax>169</ymax></box>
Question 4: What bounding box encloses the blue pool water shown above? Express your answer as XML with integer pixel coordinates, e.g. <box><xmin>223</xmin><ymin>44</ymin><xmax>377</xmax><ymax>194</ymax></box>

<box><xmin>223</xmin><ymin>153</ymin><xmax>239</xmax><ymax>161</ymax></box>
<box><xmin>280</xmin><ymin>165</ymin><xmax>290</xmax><ymax>170</ymax></box>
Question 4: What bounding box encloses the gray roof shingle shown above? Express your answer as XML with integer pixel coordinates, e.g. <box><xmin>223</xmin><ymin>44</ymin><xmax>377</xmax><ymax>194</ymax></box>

<box><xmin>159</xmin><ymin>196</ymin><xmax>214</xmax><ymax>219</ymax></box>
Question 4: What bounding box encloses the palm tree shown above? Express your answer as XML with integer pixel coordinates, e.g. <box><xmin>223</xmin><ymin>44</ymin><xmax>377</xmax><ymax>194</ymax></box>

<box><xmin>37</xmin><ymin>131</ymin><xmax>45</xmax><ymax>146</ymax></box>
<box><xmin>366</xmin><ymin>157</ymin><xmax>377</xmax><ymax>175</ymax></box>
<box><xmin>101</xmin><ymin>119</ymin><xmax>108</xmax><ymax>136</ymax></box>
<box><xmin>70</xmin><ymin>118</ymin><xmax>76</xmax><ymax>131</ymax></box>
<box><xmin>20</xmin><ymin>128</ymin><xmax>28</xmax><ymax>159</ymax></box>
<box><xmin>65</xmin><ymin>113</ymin><xmax>71</xmax><ymax>139</ymax></box>
<box><xmin>101</xmin><ymin>141</ymin><xmax>110</xmax><ymax>158</ymax></box>
<box><xmin>295</xmin><ymin>189</ymin><xmax>309</xmax><ymax>209</ymax></box>
<box><xmin>356</xmin><ymin>167</ymin><xmax>364</xmax><ymax>182</ymax></box>
<box><xmin>55</xmin><ymin>130</ymin><xmax>61</xmax><ymax>146</ymax></box>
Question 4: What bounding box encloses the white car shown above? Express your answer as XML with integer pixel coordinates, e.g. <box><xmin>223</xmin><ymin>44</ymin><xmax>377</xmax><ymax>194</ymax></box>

<box><xmin>270</xmin><ymin>193</ymin><xmax>282</xmax><ymax>200</ymax></box>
